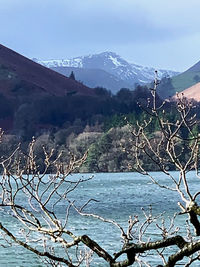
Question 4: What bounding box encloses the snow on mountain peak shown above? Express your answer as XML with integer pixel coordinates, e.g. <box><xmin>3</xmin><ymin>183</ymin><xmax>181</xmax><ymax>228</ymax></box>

<box><xmin>36</xmin><ymin>57</ymin><xmax>83</xmax><ymax>68</ymax></box>
<box><xmin>35</xmin><ymin>52</ymin><xmax>179</xmax><ymax>88</ymax></box>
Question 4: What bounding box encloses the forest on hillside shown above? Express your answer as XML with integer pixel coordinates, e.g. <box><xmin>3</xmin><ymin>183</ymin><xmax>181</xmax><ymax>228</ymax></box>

<box><xmin>1</xmin><ymin>84</ymin><xmax>200</xmax><ymax>173</ymax></box>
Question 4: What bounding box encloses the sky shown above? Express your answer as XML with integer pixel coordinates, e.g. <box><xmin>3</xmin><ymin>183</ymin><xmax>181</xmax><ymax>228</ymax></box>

<box><xmin>1</xmin><ymin>0</ymin><xmax>200</xmax><ymax>71</ymax></box>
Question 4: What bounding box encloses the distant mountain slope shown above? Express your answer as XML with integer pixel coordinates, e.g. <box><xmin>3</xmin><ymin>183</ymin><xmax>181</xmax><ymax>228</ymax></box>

<box><xmin>171</xmin><ymin>71</ymin><xmax>200</xmax><ymax>93</ymax></box>
<box><xmin>36</xmin><ymin>52</ymin><xmax>179</xmax><ymax>93</ymax></box>
<box><xmin>186</xmin><ymin>60</ymin><xmax>200</xmax><ymax>72</ymax></box>
<box><xmin>0</xmin><ymin>44</ymin><xmax>93</xmax><ymax>99</ymax></box>
<box><xmin>50</xmin><ymin>66</ymin><xmax>132</xmax><ymax>93</ymax></box>
<box><xmin>169</xmin><ymin>60</ymin><xmax>200</xmax><ymax>94</ymax></box>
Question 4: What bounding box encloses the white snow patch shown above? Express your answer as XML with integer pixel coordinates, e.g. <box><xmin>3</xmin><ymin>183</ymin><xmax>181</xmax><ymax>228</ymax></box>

<box><xmin>37</xmin><ymin>58</ymin><xmax>83</xmax><ymax>68</ymax></box>
<box><xmin>138</xmin><ymin>79</ymin><xmax>148</xmax><ymax>83</ymax></box>
<box><xmin>109</xmin><ymin>55</ymin><xmax>123</xmax><ymax>67</ymax></box>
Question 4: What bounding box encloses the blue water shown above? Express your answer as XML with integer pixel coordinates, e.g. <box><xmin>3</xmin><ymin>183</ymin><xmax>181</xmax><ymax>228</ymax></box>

<box><xmin>0</xmin><ymin>171</ymin><xmax>199</xmax><ymax>266</ymax></box>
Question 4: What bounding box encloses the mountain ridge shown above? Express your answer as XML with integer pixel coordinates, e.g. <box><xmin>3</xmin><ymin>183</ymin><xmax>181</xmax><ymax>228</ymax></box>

<box><xmin>35</xmin><ymin>52</ymin><xmax>179</xmax><ymax>93</ymax></box>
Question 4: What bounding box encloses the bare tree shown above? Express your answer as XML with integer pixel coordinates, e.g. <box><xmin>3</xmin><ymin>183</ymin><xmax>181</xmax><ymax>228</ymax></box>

<box><xmin>0</xmin><ymin>73</ymin><xmax>200</xmax><ymax>267</ymax></box>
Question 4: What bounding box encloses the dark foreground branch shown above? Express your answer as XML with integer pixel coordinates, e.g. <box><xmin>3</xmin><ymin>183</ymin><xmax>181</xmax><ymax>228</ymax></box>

<box><xmin>113</xmin><ymin>235</ymin><xmax>188</xmax><ymax>266</ymax></box>
<box><xmin>81</xmin><ymin>235</ymin><xmax>114</xmax><ymax>263</ymax></box>
<box><xmin>112</xmin><ymin>235</ymin><xmax>200</xmax><ymax>267</ymax></box>
<box><xmin>165</xmin><ymin>240</ymin><xmax>200</xmax><ymax>267</ymax></box>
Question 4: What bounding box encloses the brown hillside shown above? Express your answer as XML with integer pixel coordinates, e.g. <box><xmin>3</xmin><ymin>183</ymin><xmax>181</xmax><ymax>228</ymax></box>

<box><xmin>177</xmin><ymin>82</ymin><xmax>200</xmax><ymax>102</ymax></box>
<box><xmin>0</xmin><ymin>44</ymin><xmax>94</xmax><ymax>98</ymax></box>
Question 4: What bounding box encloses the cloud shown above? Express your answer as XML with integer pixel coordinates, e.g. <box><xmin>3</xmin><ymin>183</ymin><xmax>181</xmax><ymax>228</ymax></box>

<box><xmin>2</xmin><ymin>0</ymin><xmax>198</xmax><ymax>47</ymax></box>
<box><xmin>0</xmin><ymin>0</ymin><xmax>200</xmax><ymax>70</ymax></box>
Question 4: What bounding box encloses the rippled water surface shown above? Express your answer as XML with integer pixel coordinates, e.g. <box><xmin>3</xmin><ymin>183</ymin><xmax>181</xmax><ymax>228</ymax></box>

<box><xmin>0</xmin><ymin>171</ymin><xmax>199</xmax><ymax>266</ymax></box>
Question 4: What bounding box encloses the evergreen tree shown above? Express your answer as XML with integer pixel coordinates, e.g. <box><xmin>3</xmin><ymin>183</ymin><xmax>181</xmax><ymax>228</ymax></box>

<box><xmin>69</xmin><ymin>71</ymin><xmax>75</xmax><ymax>80</ymax></box>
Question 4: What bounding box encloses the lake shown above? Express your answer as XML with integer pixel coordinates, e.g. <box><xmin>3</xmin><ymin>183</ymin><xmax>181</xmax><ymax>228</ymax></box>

<box><xmin>0</xmin><ymin>171</ymin><xmax>199</xmax><ymax>266</ymax></box>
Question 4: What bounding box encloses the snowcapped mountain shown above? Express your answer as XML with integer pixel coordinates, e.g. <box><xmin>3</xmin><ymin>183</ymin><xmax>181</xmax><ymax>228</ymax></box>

<box><xmin>35</xmin><ymin>52</ymin><xmax>179</xmax><ymax>92</ymax></box>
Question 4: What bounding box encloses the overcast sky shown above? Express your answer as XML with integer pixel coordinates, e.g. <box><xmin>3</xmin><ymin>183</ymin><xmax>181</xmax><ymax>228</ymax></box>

<box><xmin>1</xmin><ymin>0</ymin><xmax>200</xmax><ymax>71</ymax></box>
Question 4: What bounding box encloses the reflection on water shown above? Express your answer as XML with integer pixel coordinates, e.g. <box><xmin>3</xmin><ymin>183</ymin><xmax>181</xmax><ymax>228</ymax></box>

<box><xmin>0</xmin><ymin>171</ymin><xmax>199</xmax><ymax>266</ymax></box>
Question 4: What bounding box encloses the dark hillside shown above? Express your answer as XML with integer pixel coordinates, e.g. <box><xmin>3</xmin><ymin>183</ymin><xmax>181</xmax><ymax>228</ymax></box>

<box><xmin>0</xmin><ymin>44</ymin><xmax>95</xmax><ymax>132</ymax></box>
<box><xmin>0</xmin><ymin>44</ymin><xmax>94</xmax><ymax>98</ymax></box>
